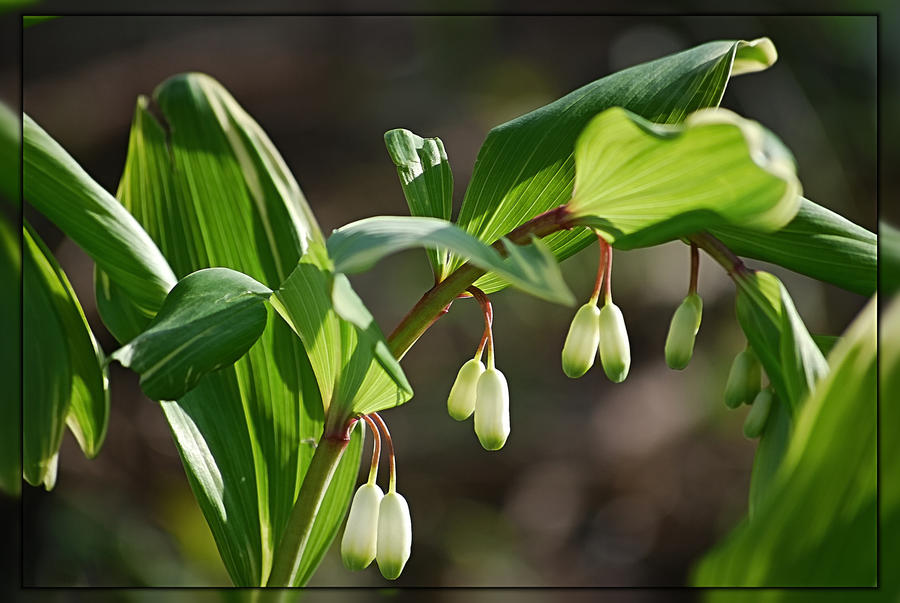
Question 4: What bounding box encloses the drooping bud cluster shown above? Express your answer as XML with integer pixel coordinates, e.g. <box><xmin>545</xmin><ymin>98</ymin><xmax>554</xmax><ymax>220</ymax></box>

<box><xmin>447</xmin><ymin>287</ymin><xmax>511</xmax><ymax>450</ymax></box>
<box><xmin>561</xmin><ymin>233</ymin><xmax>630</xmax><ymax>383</ymax></box>
<box><xmin>341</xmin><ymin>414</ymin><xmax>412</xmax><ymax>580</ymax></box>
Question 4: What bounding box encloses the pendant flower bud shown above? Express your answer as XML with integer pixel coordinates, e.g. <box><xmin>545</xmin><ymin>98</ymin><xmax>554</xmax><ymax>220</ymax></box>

<box><xmin>665</xmin><ymin>293</ymin><xmax>703</xmax><ymax>370</ymax></box>
<box><xmin>743</xmin><ymin>389</ymin><xmax>774</xmax><ymax>439</ymax></box>
<box><xmin>447</xmin><ymin>358</ymin><xmax>485</xmax><ymax>421</ymax></box>
<box><xmin>724</xmin><ymin>348</ymin><xmax>761</xmax><ymax>409</ymax></box>
<box><xmin>562</xmin><ymin>302</ymin><xmax>601</xmax><ymax>378</ymax></box>
<box><xmin>376</xmin><ymin>490</ymin><xmax>412</xmax><ymax>580</ymax></box>
<box><xmin>474</xmin><ymin>368</ymin><xmax>510</xmax><ymax>450</ymax></box>
<box><xmin>598</xmin><ymin>302</ymin><xmax>630</xmax><ymax>383</ymax></box>
<box><xmin>341</xmin><ymin>482</ymin><xmax>383</xmax><ymax>571</ymax></box>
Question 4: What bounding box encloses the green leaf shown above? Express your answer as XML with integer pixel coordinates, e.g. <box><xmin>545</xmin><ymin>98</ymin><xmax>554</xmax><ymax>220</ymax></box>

<box><xmin>271</xmin><ymin>245</ymin><xmax>413</xmax><ymax>418</ymax></box>
<box><xmin>569</xmin><ymin>107</ymin><xmax>800</xmax><ymax>247</ymax></box>
<box><xmin>0</xmin><ymin>102</ymin><xmax>18</xmax><ymax>203</ymax></box>
<box><xmin>747</xmin><ymin>392</ymin><xmax>791</xmax><ymax>520</ymax></box>
<box><xmin>881</xmin><ymin>221</ymin><xmax>900</xmax><ymax>298</ymax></box>
<box><xmin>711</xmin><ymin>198</ymin><xmax>877</xmax><ymax>296</ymax></box>
<box><xmin>112</xmin><ymin>72</ymin><xmax>345</xmax><ymax>585</ymax></box>
<box><xmin>23</xmin><ymin>114</ymin><xmax>177</xmax><ymax>315</ymax></box>
<box><xmin>734</xmin><ymin>270</ymin><xmax>827</xmax><ymax>416</ymax></box>
<box><xmin>448</xmin><ymin>38</ymin><xmax>777</xmax><ymax>294</ymax></box>
<box><xmin>111</xmin><ymin>268</ymin><xmax>273</xmax><ymax>401</ymax></box>
<box><xmin>384</xmin><ymin>128</ymin><xmax>453</xmax><ymax>280</ymax></box>
<box><xmin>693</xmin><ymin>296</ymin><xmax>877</xmax><ymax>587</ymax></box>
<box><xmin>23</xmin><ymin>227</ymin><xmax>71</xmax><ymax>489</ymax></box>
<box><xmin>327</xmin><ymin>216</ymin><xmax>574</xmax><ymax>306</ymax></box>
<box><xmin>0</xmin><ymin>215</ymin><xmax>21</xmax><ymax>495</ymax></box>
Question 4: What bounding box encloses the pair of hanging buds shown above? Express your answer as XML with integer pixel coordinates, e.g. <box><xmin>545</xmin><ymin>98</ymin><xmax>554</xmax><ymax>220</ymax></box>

<box><xmin>341</xmin><ymin>413</ymin><xmax>412</xmax><ymax>580</ymax></box>
<box><xmin>446</xmin><ymin>287</ymin><xmax>510</xmax><ymax>451</ymax></box>
<box><xmin>722</xmin><ymin>344</ymin><xmax>774</xmax><ymax>438</ymax></box>
<box><xmin>561</xmin><ymin>233</ymin><xmax>631</xmax><ymax>382</ymax></box>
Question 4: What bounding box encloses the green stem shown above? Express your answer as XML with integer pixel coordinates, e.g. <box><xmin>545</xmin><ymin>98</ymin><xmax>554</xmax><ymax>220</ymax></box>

<box><xmin>387</xmin><ymin>204</ymin><xmax>574</xmax><ymax>358</ymax></box>
<box><xmin>688</xmin><ymin>232</ymin><xmax>748</xmax><ymax>280</ymax></box>
<box><xmin>266</xmin><ymin>427</ymin><xmax>353</xmax><ymax>587</ymax></box>
<box><xmin>267</xmin><ymin>204</ymin><xmax>575</xmax><ymax>587</ymax></box>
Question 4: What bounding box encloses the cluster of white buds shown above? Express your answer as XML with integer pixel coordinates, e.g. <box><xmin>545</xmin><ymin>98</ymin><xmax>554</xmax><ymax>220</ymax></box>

<box><xmin>341</xmin><ymin>414</ymin><xmax>412</xmax><ymax>580</ymax></box>
<box><xmin>561</xmin><ymin>233</ymin><xmax>630</xmax><ymax>382</ymax></box>
<box><xmin>447</xmin><ymin>287</ymin><xmax>510</xmax><ymax>450</ymax></box>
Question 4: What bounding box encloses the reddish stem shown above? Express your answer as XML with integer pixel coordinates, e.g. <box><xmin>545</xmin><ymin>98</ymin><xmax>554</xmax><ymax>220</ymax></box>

<box><xmin>370</xmin><ymin>412</ymin><xmax>396</xmax><ymax>492</ymax></box>
<box><xmin>689</xmin><ymin>242</ymin><xmax>699</xmax><ymax>294</ymax></box>
<box><xmin>361</xmin><ymin>415</ymin><xmax>381</xmax><ymax>484</ymax></box>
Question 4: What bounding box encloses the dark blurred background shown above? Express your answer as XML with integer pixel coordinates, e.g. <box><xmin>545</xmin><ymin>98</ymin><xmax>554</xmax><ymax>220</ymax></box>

<box><xmin>7</xmin><ymin>13</ymin><xmax>876</xmax><ymax>590</ymax></box>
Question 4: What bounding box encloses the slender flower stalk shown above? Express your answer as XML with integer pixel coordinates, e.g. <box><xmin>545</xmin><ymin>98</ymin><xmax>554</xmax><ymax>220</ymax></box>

<box><xmin>594</xmin><ymin>236</ymin><xmax>631</xmax><ymax>383</ymax></box>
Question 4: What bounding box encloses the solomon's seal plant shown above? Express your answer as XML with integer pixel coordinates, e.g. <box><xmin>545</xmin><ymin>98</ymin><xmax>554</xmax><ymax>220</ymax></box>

<box><xmin>6</xmin><ymin>34</ymin><xmax>887</xmax><ymax>590</ymax></box>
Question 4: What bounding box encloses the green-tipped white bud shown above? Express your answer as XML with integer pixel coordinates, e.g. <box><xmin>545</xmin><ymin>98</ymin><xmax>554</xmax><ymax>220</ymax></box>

<box><xmin>341</xmin><ymin>482</ymin><xmax>383</xmax><ymax>571</ymax></box>
<box><xmin>474</xmin><ymin>368</ymin><xmax>510</xmax><ymax>450</ymax></box>
<box><xmin>376</xmin><ymin>490</ymin><xmax>412</xmax><ymax>580</ymax></box>
<box><xmin>447</xmin><ymin>358</ymin><xmax>485</xmax><ymax>420</ymax></box>
<box><xmin>598</xmin><ymin>302</ymin><xmax>630</xmax><ymax>383</ymax></box>
<box><xmin>562</xmin><ymin>302</ymin><xmax>601</xmax><ymax>378</ymax></box>
<box><xmin>723</xmin><ymin>348</ymin><xmax>761</xmax><ymax>409</ymax></box>
<box><xmin>743</xmin><ymin>389</ymin><xmax>774</xmax><ymax>439</ymax></box>
<box><xmin>665</xmin><ymin>293</ymin><xmax>703</xmax><ymax>370</ymax></box>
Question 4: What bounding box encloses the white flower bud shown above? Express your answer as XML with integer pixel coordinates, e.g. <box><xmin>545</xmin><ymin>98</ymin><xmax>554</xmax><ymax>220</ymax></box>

<box><xmin>341</xmin><ymin>482</ymin><xmax>383</xmax><ymax>571</ymax></box>
<box><xmin>743</xmin><ymin>389</ymin><xmax>774</xmax><ymax>439</ymax></box>
<box><xmin>447</xmin><ymin>358</ymin><xmax>485</xmax><ymax>421</ymax></box>
<box><xmin>376</xmin><ymin>490</ymin><xmax>412</xmax><ymax>580</ymax></box>
<box><xmin>562</xmin><ymin>302</ymin><xmax>601</xmax><ymax>378</ymax></box>
<box><xmin>665</xmin><ymin>293</ymin><xmax>703</xmax><ymax>370</ymax></box>
<box><xmin>724</xmin><ymin>348</ymin><xmax>761</xmax><ymax>409</ymax></box>
<box><xmin>474</xmin><ymin>368</ymin><xmax>510</xmax><ymax>450</ymax></box>
<box><xmin>598</xmin><ymin>302</ymin><xmax>630</xmax><ymax>383</ymax></box>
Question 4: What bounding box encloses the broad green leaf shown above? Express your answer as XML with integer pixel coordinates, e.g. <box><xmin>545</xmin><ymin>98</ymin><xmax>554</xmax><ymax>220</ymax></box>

<box><xmin>881</xmin><ymin>221</ymin><xmax>900</xmax><ymax>298</ymax></box>
<box><xmin>711</xmin><ymin>198</ymin><xmax>877</xmax><ymax>296</ymax></box>
<box><xmin>23</xmin><ymin>114</ymin><xmax>177</xmax><ymax>314</ymax></box>
<box><xmin>23</xmin><ymin>226</ymin><xmax>71</xmax><ymax>489</ymax></box>
<box><xmin>0</xmin><ymin>215</ymin><xmax>20</xmax><ymax>495</ymax></box>
<box><xmin>384</xmin><ymin>128</ymin><xmax>453</xmax><ymax>280</ymax></box>
<box><xmin>734</xmin><ymin>270</ymin><xmax>827</xmax><ymax>416</ymax></box>
<box><xmin>111</xmin><ymin>268</ymin><xmax>273</xmax><ymax>401</ymax></box>
<box><xmin>271</xmin><ymin>244</ymin><xmax>413</xmax><ymax>419</ymax></box>
<box><xmin>327</xmin><ymin>216</ymin><xmax>574</xmax><ymax>306</ymax></box>
<box><xmin>448</xmin><ymin>38</ymin><xmax>777</xmax><ymax>294</ymax></box>
<box><xmin>569</xmin><ymin>107</ymin><xmax>800</xmax><ymax>247</ymax></box>
<box><xmin>112</xmin><ymin>72</ymin><xmax>356</xmax><ymax>586</ymax></box>
<box><xmin>694</xmin><ymin>296</ymin><xmax>877</xmax><ymax>587</ymax></box>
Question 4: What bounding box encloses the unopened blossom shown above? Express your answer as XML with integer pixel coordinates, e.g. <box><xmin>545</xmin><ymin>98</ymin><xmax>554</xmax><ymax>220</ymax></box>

<box><xmin>665</xmin><ymin>293</ymin><xmax>703</xmax><ymax>370</ymax></box>
<box><xmin>447</xmin><ymin>358</ymin><xmax>485</xmax><ymax>421</ymax></box>
<box><xmin>743</xmin><ymin>389</ymin><xmax>774</xmax><ymax>439</ymax></box>
<box><xmin>724</xmin><ymin>348</ymin><xmax>761</xmax><ymax>409</ymax></box>
<box><xmin>376</xmin><ymin>490</ymin><xmax>412</xmax><ymax>580</ymax></box>
<box><xmin>474</xmin><ymin>367</ymin><xmax>510</xmax><ymax>450</ymax></box>
<box><xmin>341</xmin><ymin>482</ymin><xmax>383</xmax><ymax>571</ymax></box>
<box><xmin>562</xmin><ymin>302</ymin><xmax>601</xmax><ymax>378</ymax></box>
<box><xmin>598</xmin><ymin>301</ymin><xmax>630</xmax><ymax>383</ymax></box>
